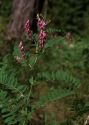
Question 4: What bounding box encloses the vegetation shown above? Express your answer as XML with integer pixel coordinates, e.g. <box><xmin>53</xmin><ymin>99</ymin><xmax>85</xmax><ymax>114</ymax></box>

<box><xmin>47</xmin><ymin>0</ymin><xmax>89</xmax><ymax>35</ymax></box>
<box><xmin>0</xmin><ymin>0</ymin><xmax>89</xmax><ymax>125</ymax></box>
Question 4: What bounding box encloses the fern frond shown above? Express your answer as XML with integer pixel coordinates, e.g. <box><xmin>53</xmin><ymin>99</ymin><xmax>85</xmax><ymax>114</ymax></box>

<box><xmin>0</xmin><ymin>69</ymin><xmax>32</xmax><ymax>125</ymax></box>
<box><xmin>37</xmin><ymin>88</ymin><xmax>74</xmax><ymax>107</ymax></box>
<box><xmin>37</xmin><ymin>70</ymin><xmax>80</xmax><ymax>90</ymax></box>
<box><xmin>0</xmin><ymin>69</ymin><xmax>27</xmax><ymax>97</ymax></box>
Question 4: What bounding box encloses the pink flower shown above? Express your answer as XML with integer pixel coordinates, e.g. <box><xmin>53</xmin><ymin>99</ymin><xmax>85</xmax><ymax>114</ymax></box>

<box><xmin>39</xmin><ymin>30</ymin><xmax>46</xmax><ymax>48</ymax></box>
<box><xmin>37</xmin><ymin>14</ymin><xmax>46</xmax><ymax>30</ymax></box>
<box><xmin>39</xmin><ymin>30</ymin><xmax>46</xmax><ymax>39</ymax></box>
<box><xmin>38</xmin><ymin>20</ymin><xmax>46</xmax><ymax>30</ymax></box>
<box><xmin>24</xmin><ymin>19</ymin><xmax>32</xmax><ymax>40</ymax></box>
<box><xmin>37</xmin><ymin>14</ymin><xmax>47</xmax><ymax>48</ymax></box>
<box><xmin>24</xmin><ymin>19</ymin><xmax>30</xmax><ymax>33</ymax></box>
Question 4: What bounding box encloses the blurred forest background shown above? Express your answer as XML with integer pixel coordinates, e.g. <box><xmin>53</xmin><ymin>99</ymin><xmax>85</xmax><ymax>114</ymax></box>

<box><xmin>0</xmin><ymin>0</ymin><xmax>89</xmax><ymax>35</ymax></box>
<box><xmin>1</xmin><ymin>0</ymin><xmax>89</xmax><ymax>39</ymax></box>
<box><xmin>0</xmin><ymin>0</ymin><xmax>89</xmax><ymax>125</ymax></box>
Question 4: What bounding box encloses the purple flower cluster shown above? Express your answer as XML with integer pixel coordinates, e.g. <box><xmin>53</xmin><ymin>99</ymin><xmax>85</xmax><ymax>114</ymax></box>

<box><xmin>37</xmin><ymin>15</ymin><xmax>46</xmax><ymax>30</ymax></box>
<box><xmin>18</xmin><ymin>15</ymin><xmax>47</xmax><ymax>59</ymax></box>
<box><xmin>24</xmin><ymin>19</ymin><xmax>30</xmax><ymax>33</ymax></box>
<box><xmin>39</xmin><ymin>30</ymin><xmax>46</xmax><ymax>48</ymax></box>
<box><xmin>37</xmin><ymin>14</ymin><xmax>47</xmax><ymax>48</ymax></box>
<box><xmin>24</xmin><ymin>19</ymin><xmax>32</xmax><ymax>40</ymax></box>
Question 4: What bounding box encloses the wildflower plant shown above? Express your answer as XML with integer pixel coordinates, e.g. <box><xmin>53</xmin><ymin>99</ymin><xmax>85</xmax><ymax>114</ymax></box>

<box><xmin>16</xmin><ymin>14</ymin><xmax>48</xmax><ymax>70</ymax></box>
<box><xmin>0</xmin><ymin>14</ymin><xmax>81</xmax><ymax>125</ymax></box>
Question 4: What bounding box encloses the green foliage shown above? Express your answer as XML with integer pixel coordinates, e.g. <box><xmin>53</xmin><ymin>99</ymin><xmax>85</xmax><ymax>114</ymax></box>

<box><xmin>44</xmin><ymin>113</ymin><xmax>59</xmax><ymax>125</ymax></box>
<box><xmin>47</xmin><ymin>0</ymin><xmax>89</xmax><ymax>35</ymax></box>
<box><xmin>37</xmin><ymin>37</ymin><xmax>89</xmax><ymax>124</ymax></box>
<box><xmin>37</xmin><ymin>70</ymin><xmax>80</xmax><ymax>90</ymax></box>
<box><xmin>0</xmin><ymin>0</ymin><xmax>12</xmax><ymax>17</ymax></box>
<box><xmin>0</xmin><ymin>67</ymin><xmax>31</xmax><ymax>125</ymax></box>
<box><xmin>0</xmin><ymin>55</ymin><xmax>76</xmax><ymax>125</ymax></box>
<box><xmin>38</xmin><ymin>88</ymin><xmax>74</xmax><ymax>107</ymax></box>
<box><xmin>0</xmin><ymin>36</ymin><xmax>83</xmax><ymax>125</ymax></box>
<box><xmin>0</xmin><ymin>0</ymin><xmax>89</xmax><ymax>124</ymax></box>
